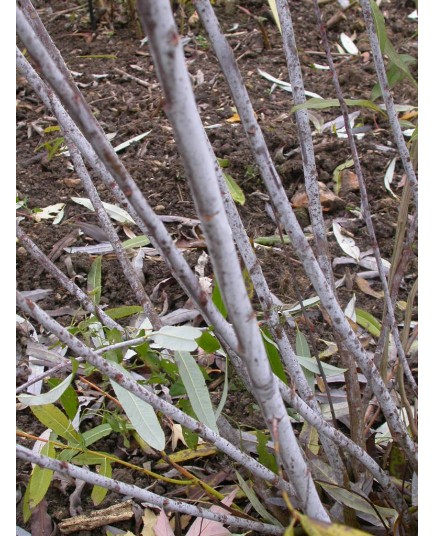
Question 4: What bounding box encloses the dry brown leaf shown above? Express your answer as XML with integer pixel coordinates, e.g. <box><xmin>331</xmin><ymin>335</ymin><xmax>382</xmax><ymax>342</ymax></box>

<box><xmin>355</xmin><ymin>275</ymin><xmax>384</xmax><ymax>299</ymax></box>
<box><xmin>226</xmin><ymin>112</ymin><xmax>241</xmax><ymax>123</ymax></box>
<box><xmin>291</xmin><ymin>182</ymin><xmax>345</xmax><ymax>212</ymax></box>
<box><xmin>60</xmin><ymin>178</ymin><xmax>82</xmax><ymax>188</ymax></box>
<box><xmin>340</xmin><ymin>169</ymin><xmax>360</xmax><ymax>193</ymax></box>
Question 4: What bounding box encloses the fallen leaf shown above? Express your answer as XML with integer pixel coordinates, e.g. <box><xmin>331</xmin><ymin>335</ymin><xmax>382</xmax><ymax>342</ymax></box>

<box><xmin>226</xmin><ymin>112</ymin><xmax>241</xmax><ymax>123</ymax></box>
<box><xmin>30</xmin><ymin>499</ymin><xmax>53</xmax><ymax>536</ymax></box>
<box><xmin>153</xmin><ymin>510</ymin><xmax>175</xmax><ymax>536</ymax></box>
<box><xmin>61</xmin><ymin>178</ymin><xmax>82</xmax><ymax>188</ymax></box>
<box><xmin>333</xmin><ymin>222</ymin><xmax>360</xmax><ymax>260</ymax></box>
<box><xmin>355</xmin><ymin>275</ymin><xmax>384</xmax><ymax>299</ymax></box>
<box><xmin>341</xmin><ymin>169</ymin><xmax>359</xmax><ymax>193</ymax></box>
<box><xmin>291</xmin><ymin>182</ymin><xmax>345</xmax><ymax>212</ymax></box>
<box><xmin>142</xmin><ymin>509</ymin><xmax>158</xmax><ymax>536</ymax></box>
<box><xmin>171</xmin><ymin>423</ymin><xmax>189</xmax><ymax>451</ymax></box>
<box><xmin>33</xmin><ymin>203</ymin><xmax>65</xmax><ymax>223</ymax></box>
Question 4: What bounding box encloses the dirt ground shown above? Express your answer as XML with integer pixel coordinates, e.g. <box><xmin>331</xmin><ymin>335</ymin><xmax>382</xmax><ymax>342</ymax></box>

<box><xmin>16</xmin><ymin>0</ymin><xmax>418</xmax><ymax>534</ymax></box>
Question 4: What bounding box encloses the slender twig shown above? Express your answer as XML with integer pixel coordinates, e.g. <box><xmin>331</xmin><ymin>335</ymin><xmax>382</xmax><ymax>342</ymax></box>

<box><xmin>16</xmin><ymin>291</ymin><xmax>294</xmax><ymax>495</ymax></box>
<box><xmin>16</xmin><ymin>445</ymin><xmax>283</xmax><ymax>535</ymax></box>
<box><xmin>311</xmin><ymin>0</ymin><xmax>417</xmax><ymax>397</ymax></box>
<box><xmin>207</xmin><ymin>134</ymin><xmax>346</xmax><ymax>481</ymax></box>
<box><xmin>66</xmin><ymin>140</ymin><xmax>162</xmax><ymax>329</ymax></box>
<box><xmin>136</xmin><ymin>0</ymin><xmax>329</xmax><ymax>520</ymax></box>
<box><xmin>190</xmin><ymin>0</ymin><xmax>417</xmax><ymax>469</ymax></box>
<box><xmin>16</xmin><ymin>46</ymin><xmax>244</xmax><ymax>371</ymax></box>
<box><xmin>16</xmin><ymin>227</ymin><xmax>123</xmax><ymax>332</ymax></box>
<box><xmin>359</xmin><ymin>0</ymin><xmax>418</xmax><ymax>208</ymax></box>
<box><xmin>274</xmin><ymin>0</ymin><xmax>333</xmax><ymax>286</ymax></box>
<box><xmin>16</xmin><ymin>358</ymin><xmax>84</xmax><ymax>395</ymax></box>
<box><xmin>16</xmin><ymin>45</ymin><xmax>339</xmax><ymax>462</ymax></box>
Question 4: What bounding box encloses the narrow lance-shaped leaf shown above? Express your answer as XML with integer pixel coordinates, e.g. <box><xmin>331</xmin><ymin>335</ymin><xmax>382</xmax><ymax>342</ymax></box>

<box><xmin>261</xmin><ymin>328</ymin><xmax>287</xmax><ymax>383</ymax></box>
<box><xmin>174</xmin><ymin>351</ymin><xmax>218</xmax><ymax>433</ymax></box>
<box><xmin>71</xmin><ymin>197</ymin><xmax>135</xmax><ymax>224</ymax></box>
<box><xmin>369</xmin><ymin>0</ymin><xmax>417</xmax><ymax>88</ymax></box>
<box><xmin>82</xmin><ymin>423</ymin><xmax>113</xmax><ymax>447</ymax></box>
<box><xmin>236</xmin><ymin>471</ymin><xmax>283</xmax><ymax>527</ymax></box>
<box><xmin>296</xmin><ymin>329</ymin><xmax>315</xmax><ymax>392</ymax></box>
<box><xmin>91</xmin><ymin>458</ymin><xmax>112</xmax><ymax>505</ymax></box>
<box><xmin>87</xmin><ymin>255</ymin><xmax>102</xmax><ymax>305</ymax></box>
<box><xmin>28</xmin><ymin>435</ymin><xmax>56</xmax><ymax>509</ymax></box>
<box><xmin>384</xmin><ymin>157</ymin><xmax>398</xmax><ymax>199</ymax></box>
<box><xmin>110</xmin><ymin>362</ymin><xmax>165</xmax><ymax>451</ymax></box>
<box><xmin>318</xmin><ymin>482</ymin><xmax>398</xmax><ymax>528</ymax></box>
<box><xmin>224</xmin><ymin>173</ymin><xmax>245</xmax><ymax>206</ymax></box>
<box><xmin>291</xmin><ymin>98</ymin><xmax>383</xmax><ymax>115</ymax></box>
<box><xmin>355</xmin><ymin>308</ymin><xmax>381</xmax><ymax>338</ymax></box>
<box><xmin>266</xmin><ymin>0</ymin><xmax>281</xmax><ymax>32</ymax></box>
<box><xmin>214</xmin><ymin>355</ymin><xmax>229</xmax><ymax>421</ymax></box>
<box><xmin>31</xmin><ymin>404</ymin><xmax>82</xmax><ymax>445</ymax></box>
<box><xmin>19</xmin><ymin>371</ymin><xmax>75</xmax><ymax>407</ymax></box>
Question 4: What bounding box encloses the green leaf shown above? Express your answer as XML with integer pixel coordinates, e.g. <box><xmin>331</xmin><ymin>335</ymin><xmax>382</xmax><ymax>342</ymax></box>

<box><xmin>91</xmin><ymin>459</ymin><xmax>112</xmax><ymax>505</ymax></box>
<box><xmin>82</xmin><ymin>424</ymin><xmax>113</xmax><ymax>447</ymax></box>
<box><xmin>369</xmin><ymin>0</ymin><xmax>388</xmax><ymax>52</ymax></box>
<box><xmin>254</xmin><ymin>235</ymin><xmax>291</xmax><ymax>246</ymax></box>
<box><xmin>296</xmin><ymin>355</ymin><xmax>347</xmax><ymax>377</ymax></box>
<box><xmin>57</xmin><ymin>448</ymin><xmax>80</xmax><ymax>462</ymax></box>
<box><xmin>318</xmin><ymin>482</ymin><xmax>398</xmax><ymax>528</ymax></box>
<box><xmin>332</xmin><ymin>159</ymin><xmax>354</xmax><ymax>195</ymax></box>
<box><xmin>224</xmin><ymin>173</ymin><xmax>245</xmax><ymax>205</ymax></box>
<box><xmin>236</xmin><ymin>472</ymin><xmax>283</xmax><ymax>527</ymax></box>
<box><xmin>370</xmin><ymin>1</ymin><xmax>417</xmax><ymax>88</ymax></box>
<box><xmin>174</xmin><ymin>351</ymin><xmax>218</xmax><ymax>433</ymax></box>
<box><xmin>78</xmin><ymin>54</ymin><xmax>117</xmax><ymax>59</ymax></box>
<box><xmin>212</xmin><ymin>280</ymin><xmax>228</xmax><ymax>318</ymax></box>
<box><xmin>47</xmin><ymin>137</ymin><xmax>65</xmax><ymax>161</ymax></box>
<box><xmin>371</xmin><ymin>56</ymin><xmax>417</xmax><ymax>100</ymax></box>
<box><xmin>355</xmin><ymin>308</ymin><xmax>381</xmax><ymax>337</ymax></box>
<box><xmin>299</xmin><ymin>422</ymin><xmax>320</xmax><ymax>455</ymax></box>
<box><xmin>195</xmin><ymin>330</ymin><xmax>221</xmax><ymax>353</ymax></box>
<box><xmin>261</xmin><ymin>328</ymin><xmax>287</xmax><ymax>383</ymax></box>
<box><xmin>151</xmin><ymin>325</ymin><xmax>202</xmax><ymax>352</ymax></box>
<box><xmin>31</xmin><ymin>405</ymin><xmax>82</xmax><ymax>445</ymax></box>
<box><xmin>22</xmin><ymin>480</ymin><xmax>32</xmax><ymax>522</ymax></box>
<box><xmin>291</xmin><ymin>98</ymin><xmax>383</xmax><ymax>115</ymax></box>
<box><xmin>19</xmin><ymin>371</ymin><xmax>75</xmax><ymax>407</ymax></box>
<box><xmin>296</xmin><ymin>329</ymin><xmax>315</xmax><ymax>391</ymax></box>
<box><xmin>214</xmin><ymin>356</ymin><xmax>229</xmax><ymax>421</ymax></box>
<box><xmin>43</xmin><ymin>125</ymin><xmax>61</xmax><ymax>134</ymax></box>
<box><xmin>46</xmin><ymin>380</ymin><xmax>79</xmax><ymax>421</ymax></box>
<box><xmin>257</xmin><ymin>430</ymin><xmax>278</xmax><ymax>474</ymax></box>
<box><xmin>28</xmin><ymin>437</ymin><xmax>55</xmax><ymax>509</ymax></box>
<box><xmin>217</xmin><ymin>157</ymin><xmax>230</xmax><ymax>168</ymax></box>
<box><xmin>299</xmin><ymin>513</ymin><xmax>373</xmax><ymax>535</ymax></box>
<box><xmin>296</xmin><ymin>330</ymin><xmax>310</xmax><ymax>358</ymax></box>
<box><xmin>110</xmin><ymin>363</ymin><xmax>165</xmax><ymax>451</ymax></box>
<box><xmin>71</xmin><ymin>452</ymin><xmax>110</xmax><ymax>465</ymax></box>
<box><xmin>87</xmin><ymin>256</ymin><xmax>102</xmax><ymax>305</ymax></box>
<box><xmin>105</xmin><ymin>305</ymin><xmax>143</xmax><ymax>319</ymax></box>
<box><xmin>384</xmin><ymin>43</ymin><xmax>417</xmax><ymax>87</ymax></box>
<box><xmin>266</xmin><ymin>0</ymin><xmax>281</xmax><ymax>32</ymax></box>
<box><xmin>122</xmin><ymin>235</ymin><xmax>151</xmax><ymax>249</ymax></box>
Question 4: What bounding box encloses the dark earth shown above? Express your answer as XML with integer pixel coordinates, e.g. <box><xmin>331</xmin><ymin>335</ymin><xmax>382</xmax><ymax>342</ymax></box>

<box><xmin>16</xmin><ymin>0</ymin><xmax>418</xmax><ymax>534</ymax></box>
